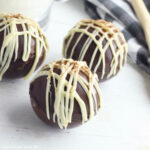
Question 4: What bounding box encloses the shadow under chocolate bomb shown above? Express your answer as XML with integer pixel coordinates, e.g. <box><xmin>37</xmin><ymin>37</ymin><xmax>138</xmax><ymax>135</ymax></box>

<box><xmin>30</xmin><ymin>59</ymin><xmax>102</xmax><ymax>129</ymax></box>
<box><xmin>0</xmin><ymin>13</ymin><xmax>49</xmax><ymax>80</ymax></box>
<box><xmin>63</xmin><ymin>19</ymin><xmax>128</xmax><ymax>82</ymax></box>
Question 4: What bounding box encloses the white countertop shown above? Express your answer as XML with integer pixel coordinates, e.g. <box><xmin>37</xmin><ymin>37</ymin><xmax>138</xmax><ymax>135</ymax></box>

<box><xmin>0</xmin><ymin>0</ymin><xmax>150</xmax><ymax>150</ymax></box>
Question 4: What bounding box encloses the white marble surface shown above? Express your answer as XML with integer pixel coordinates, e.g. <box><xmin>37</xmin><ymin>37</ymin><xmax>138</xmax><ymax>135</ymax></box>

<box><xmin>0</xmin><ymin>0</ymin><xmax>150</xmax><ymax>150</ymax></box>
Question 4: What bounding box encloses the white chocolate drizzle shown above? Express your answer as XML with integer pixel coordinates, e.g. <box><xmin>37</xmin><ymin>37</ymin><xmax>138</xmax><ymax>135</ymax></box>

<box><xmin>63</xmin><ymin>19</ymin><xmax>128</xmax><ymax>80</ymax></box>
<box><xmin>0</xmin><ymin>13</ymin><xmax>49</xmax><ymax>80</ymax></box>
<box><xmin>31</xmin><ymin>59</ymin><xmax>101</xmax><ymax>129</ymax></box>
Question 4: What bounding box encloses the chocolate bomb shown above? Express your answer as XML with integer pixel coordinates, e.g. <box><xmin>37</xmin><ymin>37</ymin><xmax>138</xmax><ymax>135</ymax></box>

<box><xmin>30</xmin><ymin>59</ymin><xmax>101</xmax><ymax>129</ymax></box>
<box><xmin>0</xmin><ymin>13</ymin><xmax>49</xmax><ymax>80</ymax></box>
<box><xmin>63</xmin><ymin>19</ymin><xmax>128</xmax><ymax>81</ymax></box>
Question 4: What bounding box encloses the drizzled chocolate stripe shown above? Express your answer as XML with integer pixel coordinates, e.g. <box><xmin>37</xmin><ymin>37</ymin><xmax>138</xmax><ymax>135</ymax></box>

<box><xmin>63</xmin><ymin>19</ymin><xmax>128</xmax><ymax>80</ymax></box>
<box><xmin>31</xmin><ymin>59</ymin><xmax>101</xmax><ymax>129</ymax></box>
<box><xmin>0</xmin><ymin>13</ymin><xmax>49</xmax><ymax>80</ymax></box>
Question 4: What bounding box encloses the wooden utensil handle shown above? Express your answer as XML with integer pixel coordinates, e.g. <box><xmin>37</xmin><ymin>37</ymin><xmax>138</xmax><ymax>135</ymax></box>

<box><xmin>131</xmin><ymin>0</ymin><xmax>150</xmax><ymax>57</ymax></box>
<box><xmin>131</xmin><ymin>0</ymin><xmax>150</xmax><ymax>27</ymax></box>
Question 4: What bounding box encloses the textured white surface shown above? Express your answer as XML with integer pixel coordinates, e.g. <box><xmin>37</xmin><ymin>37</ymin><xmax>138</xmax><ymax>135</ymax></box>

<box><xmin>0</xmin><ymin>0</ymin><xmax>150</xmax><ymax>150</ymax></box>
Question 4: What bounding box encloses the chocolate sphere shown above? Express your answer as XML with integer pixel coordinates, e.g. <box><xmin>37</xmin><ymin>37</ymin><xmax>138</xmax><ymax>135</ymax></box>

<box><xmin>63</xmin><ymin>19</ymin><xmax>128</xmax><ymax>81</ymax></box>
<box><xmin>0</xmin><ymin>13</ymin><xmax>49</xmax><ymax>80</ymax></box>
<box><xmin>30</xmin><ymin>59</ymin><xmax>101</xmax><ymax>129</ymax></box>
